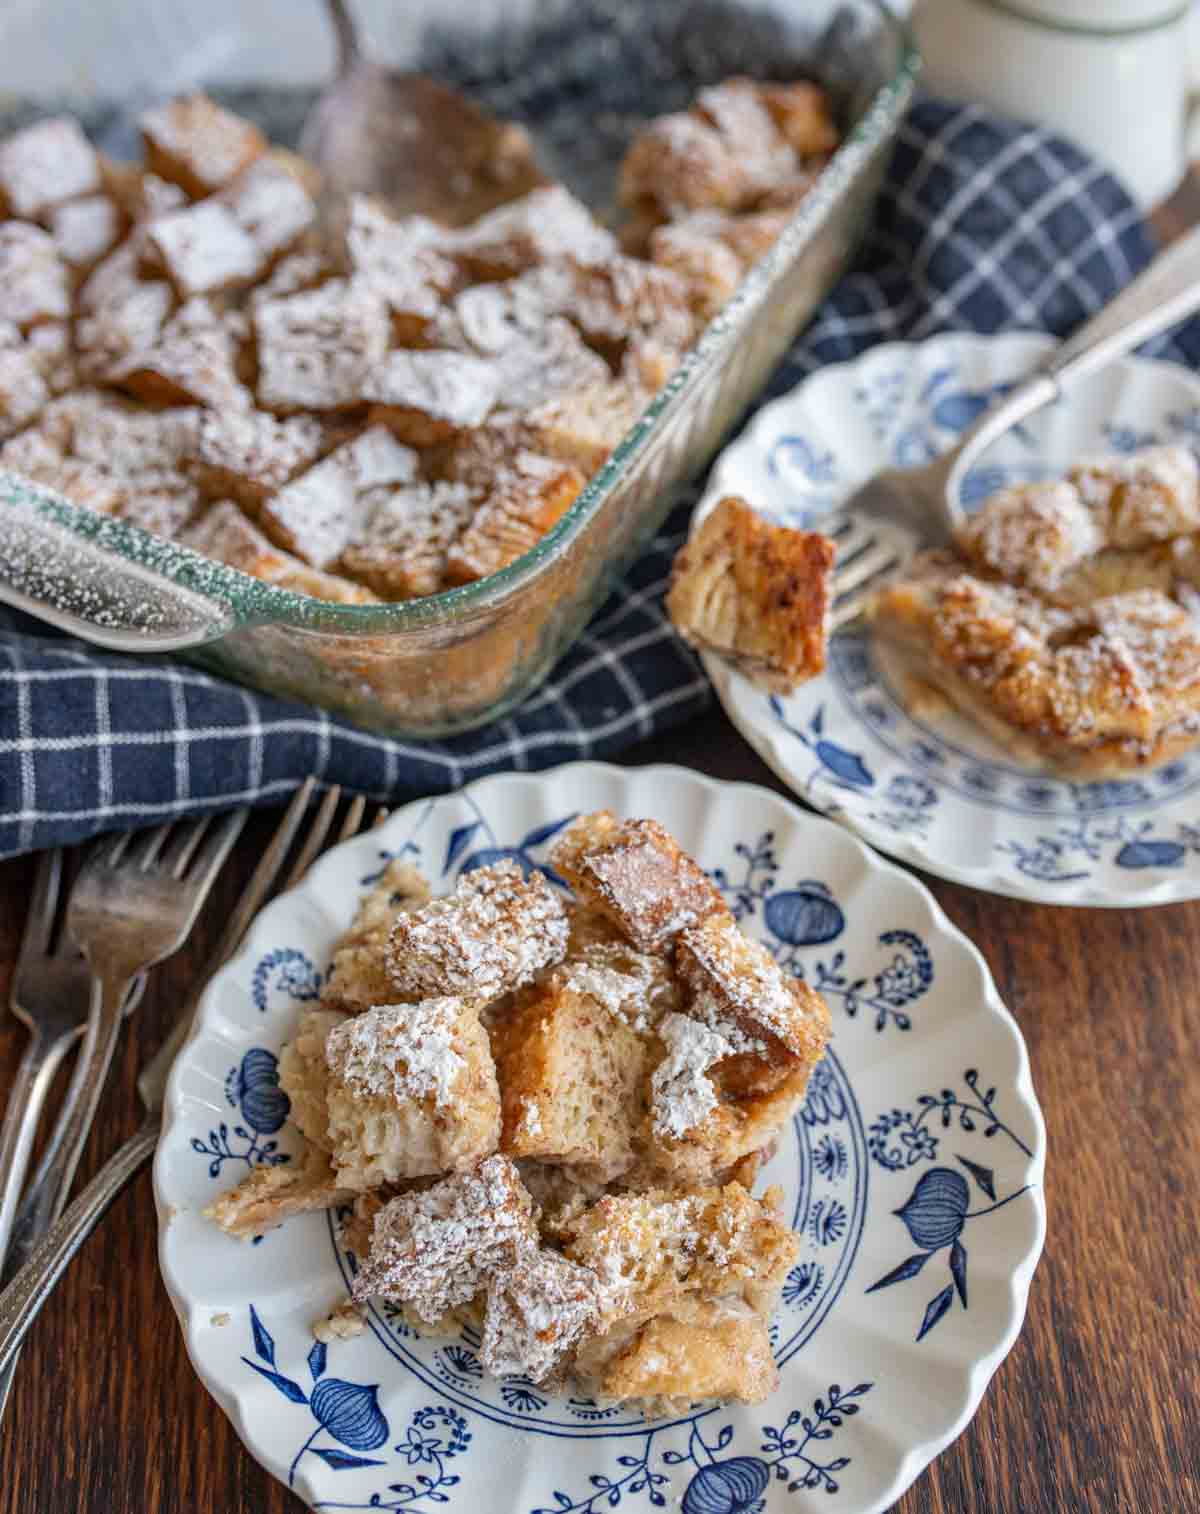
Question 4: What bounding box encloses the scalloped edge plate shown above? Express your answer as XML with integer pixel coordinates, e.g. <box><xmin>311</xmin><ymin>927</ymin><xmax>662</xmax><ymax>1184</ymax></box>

<box><xmin>156</xmin><ymin>763</ymin><xmax>1045</xmax><ymax>1514</ymax></box>
<box><xmin>697</xmin><ymin>332</ymin><xmax>1200</xmax><ymax>905</ymax></box>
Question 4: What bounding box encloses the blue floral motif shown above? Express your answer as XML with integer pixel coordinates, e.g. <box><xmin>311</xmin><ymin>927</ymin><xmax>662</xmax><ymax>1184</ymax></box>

<box><xmin>1102</xmin><ymin>421</ymin><xmax>1159</xmax><ymax>453</ymax></box>
<box><xmin>808</xmin><ymin>1198</ymin><xmax>848</xmax><ymax>1247</ymax></box>
<box><xmin>500</xmin><ymin>1378</ymin><xmax>548</xmax><ymax>1414</ymax></box>
<box><xmin>191</xmin><ymin>1049</ymin><xmax>291</xmax><ymax>1177</ymax></box>
<box><xmin>813</xmin><ymin>1133</ymin><xmax>848</xmax><ymax>1181</ymax></box>
<box><xmin>805</xmin><ymin>930</ymin><xmax>933</xmax><ymax>1032</ymax></box>
<box><xmin>447</xmin><ymin>812</ymin><xmax>575</xmax><ymax>887</ymax></box>
<box><xmin>801</xmin><ymin>1058</ymin><xmax>848</xmax><ymax>1126</ymax></box>
<box><xmin>782</xmin><ymin>1261</ymin><xmax>824</xmax><ymax>1310</ymax></box>
<box><xmin>437</xmin><ymin>1345</ymin><xmax>482</xmax><ymax>1382</ymax></box>
<box><xmin>997</xmin><ymin>814</ymin><xmax>1200</xmax><ymax>882</ymax></box>
<box><xmin>240</xmin><ymin>1309</ymin><xmax>389</xmax><ymax>1486</ymax></box>
<box><xmin>868</xmin><ymin>773</ymin><xmax>939</xmax><ymax>837</ymax></box>
<box><xmin>316</xmin><ymin>1405</ymin><xmax>471</xmax><ymax>1511</ymax></box>
<box><xmin>533</xmin><ymin>1388</ymin><xmax>872</xmax><ymax>1514</ymax></box>
<box><xmin>768</xmin><ymin>432</ymin><xmax>838</xmax><ymax>486</ymax></box>
<box><xmin>867</xmin><ymin>1067</ymin><xmax>1034</xmax><ymax>1340</ymax></box>
<box><xmin>709</xmin><ymin>833</ymin><xmax>779</xmax><ymax>922</ymax></box>
<box><xmin>252</xmin><ymin>947</ymin><xmax>322</xmax><ymax>1012</ymax></box>
<box><xmin>770</xmin><ymin>698</ymin><xmax>875</xmax><ymax>792</ymax></box>
<box><xmin>868</xmin><ymin>1069</ymin><xmax>1034</xmax><ymax>1172</ymax></box>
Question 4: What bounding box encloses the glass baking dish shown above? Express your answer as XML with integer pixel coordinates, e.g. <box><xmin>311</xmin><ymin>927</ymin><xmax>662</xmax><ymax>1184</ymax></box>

<box><xmin>0</xmin><ymin>0</ymin><xmax>917</xmax><ymax>736</ymax></box>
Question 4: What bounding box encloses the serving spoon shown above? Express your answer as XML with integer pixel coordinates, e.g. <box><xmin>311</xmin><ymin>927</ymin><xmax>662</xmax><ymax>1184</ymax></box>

<box><xmin>298</xmin><ymin>0</ymin><xmax>546</xmax><ymax>225</ymax></box>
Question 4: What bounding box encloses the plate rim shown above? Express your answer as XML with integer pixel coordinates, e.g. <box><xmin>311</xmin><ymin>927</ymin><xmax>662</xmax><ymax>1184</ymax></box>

<box><xmin>701</xmin><ymin>330</ymin><xmax>1200</xmax><ymax>907</ymax></box>
<box><xmin>154</xmin><ymin>759</ymin><xmax>1048</xmax><ymax>1513</ymax></box>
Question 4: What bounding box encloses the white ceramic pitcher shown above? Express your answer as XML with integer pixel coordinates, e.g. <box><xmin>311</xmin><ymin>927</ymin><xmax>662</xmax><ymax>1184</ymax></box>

<box><xmin>912</xmin><ymin>0</ymin><xmax>1200</xmax><ymax>208</ymax></box>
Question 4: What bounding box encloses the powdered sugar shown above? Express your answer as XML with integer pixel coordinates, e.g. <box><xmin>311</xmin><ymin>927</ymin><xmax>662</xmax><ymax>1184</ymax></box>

<box><xmin>481</xmin><ymin>1249</ymin><xmax>601</xmax><ymax>1382</ymax></box>
<box><xmin>386</xmin><ymin>860</ymin><xmax>569</xmax><ymax>1002</ymax></box>
<box><xmin>650</xmin><ymin>1012</ymin><xmax>735</xmax><ymax>1139</ymax></box>
<box><xmin>324</xmin><ymin>997</ymin><xmax>468</xmax><ymax>1109</ymax></box>
<box><xmin>350</xmin><ymin>1155</ymin><xmax>536</xmax><ymax>1321</ymax></box>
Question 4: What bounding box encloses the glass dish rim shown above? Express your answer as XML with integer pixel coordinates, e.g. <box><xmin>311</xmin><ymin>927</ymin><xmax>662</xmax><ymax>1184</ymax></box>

<box><xmin>0</xmin><ymin>0</ymin><xmax>919</xmax><ymax>638</ymax></box>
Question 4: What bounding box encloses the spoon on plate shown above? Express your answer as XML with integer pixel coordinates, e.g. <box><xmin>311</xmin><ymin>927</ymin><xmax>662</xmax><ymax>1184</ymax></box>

<box><xmin>299</xmin><ymin>0</ymin><xmax>547</xmax><ymax>225</ymax></box>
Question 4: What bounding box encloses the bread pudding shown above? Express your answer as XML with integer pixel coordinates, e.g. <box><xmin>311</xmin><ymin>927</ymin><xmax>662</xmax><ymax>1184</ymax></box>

<box><xmin>206</xmin><ymin>815</ymin><xmax>831</xmax><ymax>1410</ymax></box>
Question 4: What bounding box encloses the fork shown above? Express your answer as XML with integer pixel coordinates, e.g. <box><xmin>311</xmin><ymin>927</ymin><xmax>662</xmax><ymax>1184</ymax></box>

<box><xmin>0</xmin><ymin>782</ymin><xmax>387</xmax><ymax>1380</ymax></box>
<box><xmin>826</xmin><ymin>222</ymin><xmax>1200</xmax><ymax>630</ymax></box>
<box><xmin>0</xmin><ymin>851</ymin><xmax>146</xmax><ymax>1267</ymax></box>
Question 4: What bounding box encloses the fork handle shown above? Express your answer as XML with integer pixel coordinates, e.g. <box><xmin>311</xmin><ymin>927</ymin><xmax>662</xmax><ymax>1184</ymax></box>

<box><xmin>0</xmin><ymin>1116</ymin><xmax>159</xmax><ymax>1377</ymax></box>
<box><xmin>944</xmin><ymin>223</ymin><xmax>1200</xmax><ymax>517</ymax></box>
<box><xmin>25</xmin><ymin>970</ymin><xmax>134</xmax><ymax>1251</ymax></box>
<box><xmin>0</xmin><ymin>1031</ymin><xmax>73</xmax><ymax>1266</ymax></box>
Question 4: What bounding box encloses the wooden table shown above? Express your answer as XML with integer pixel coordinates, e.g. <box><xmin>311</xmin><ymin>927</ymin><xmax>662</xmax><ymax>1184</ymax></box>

<box><xmin>4</xmin><ymin>183</ymin><xmax>1200</xmax><ymax>1514</ymax></box>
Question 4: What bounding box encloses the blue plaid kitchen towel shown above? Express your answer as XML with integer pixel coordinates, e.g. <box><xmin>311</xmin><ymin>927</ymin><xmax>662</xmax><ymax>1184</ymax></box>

<box><xmin>2</xmin><ymin>99</ymin><xmax>1195</xmax><ymax>858</ymax></box>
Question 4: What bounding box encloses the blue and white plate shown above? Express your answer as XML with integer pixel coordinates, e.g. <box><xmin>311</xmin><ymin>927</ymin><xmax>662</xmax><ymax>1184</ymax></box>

<box><xmin>698</xmin><ymin>331</ymin><xmax>1200</xmax><ymax>905</ymax></box>
<box><xmin>156</xmin><ymin>762</ymin><xmax>1046</xmax><ymax>1514</ymax></box>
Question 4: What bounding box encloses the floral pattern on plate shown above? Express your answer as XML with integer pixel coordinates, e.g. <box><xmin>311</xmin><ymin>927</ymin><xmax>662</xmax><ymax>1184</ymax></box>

<box><xmin>156</xmin><ymin>762</ymin><xmax>1045</xmax><ymax>1513</ymax></box>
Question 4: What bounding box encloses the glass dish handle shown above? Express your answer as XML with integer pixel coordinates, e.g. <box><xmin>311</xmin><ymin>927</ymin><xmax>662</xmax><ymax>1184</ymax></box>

<box><xmin>0</xmin><ymin>471</ymin><xmax>239</xmax><ymax>652</ymax></box>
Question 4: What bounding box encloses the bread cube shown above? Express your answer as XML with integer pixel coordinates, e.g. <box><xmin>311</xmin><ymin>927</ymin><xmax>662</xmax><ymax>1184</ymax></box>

<box><xmin>256</xmin><ymin>425</ymin><xmax>419</xmax><ymax>568</ymax></box>
<box><xmin>0</xmin><ymin>116</ymin><xmax>101</xmax><ymax>218</ymax></box>
<box><xmin>0</xmin><ymin>342</ymin><xmax>48</xmax><ymax>439</ymax></box>
<box><xmin>222</xmin><ymin>151</ymin><xmax>318</xmax><ymax>264</ymax></box>
<box><xmin>364</xmin><ymin>349</ymin><xmax>500</xmax><ymax>445</ymax></box>
<box><xmin>182</xmin><ymin>502</ymin><xmax>381</xmax><ymax>604</ymax></box>
<box><xmin>481</xmin><ymin>1247</ymin><xmax>601</xmax><ymax>1383</ymax></box>
<box><xmin>448</xmin><ymin>185</ymin><xmax>617</xmax><ymax>281</ymax></box>
<box><xmin>187</xmin><ymin>408</ymin><xmax>328</xmax><ymax>510</ymax></box>
<box><xmin>204</xmin><ymin>1147</ymin><xmax>353</xmax><ymax>1240</ymax></box>
<box><xmin>443</xmin><ymin>449</ymin><xmax>584</xmax><ymax>584</ymax></box>
<box><xmin>144</xmin><ymin>199</ymin><xmax>262</xmax><ymax>297</ymax></box>
<box><xmin>26</xmin><ymin>321</ymin><xmax>76</xmax><ymax>395</ymax></box>
<box><xmin>254</xmin><ymin>277</ymin><xmax>389</xmax><ymax>412</ymax></box>
<box><xmin>386</xmin><ymin>860</ymin><xmax>569</xmax><ymax>1003</ymax></box>
<box><xmin>522</xmin><ymin>378</ymin><xmax>650</xmax><ymax>477</ymax></box>
<box><xmin>955</xmin><ymin>480</ymin><xmax>1103</xmax><ymax>596</ymax></box>
<box><xmin>489</xmin><ymin>319</ymin><xmax>610</xmax><ymax>418</ymax></box>
<box><xmin>323</xmin><ymin>860</ymin><xmax>433</xmax><ymax>1012</ymax></box>
<box><xmin>48</xmin><ymin>194</ymin><xmax>123</xmax><ymax>271</ymax></box>
<box><xmin>695</xmin><ymin>78</ymin><xmax>796</xmax><ymax>196</ymax></box>
<box><xmin>278</xmin><ymin>1007</ymin><xmax>349</xmax><ymax>1150</ymax></box>
<box><xmin>511</xmin><ymin>255</ymin><xmax>694</xmax><ymax>368</ymax></box>
<box><xmin>0</xmin><ymin>223</ymin><xmax>70</xmax><ymax>330</ymax></box>
<box><xmin>667</xmin><ymin>496</ymin><xmax>835</xmax><ymax>693</ymax></box>
<box><xmin>492</xmin><ymin>975</ymin><xmax>651</xmax><ymax>1181</ymax></box>
<box><xmin>324</xmin><ymin>997</ymin><xmax>501</xmax><ymax>1187</ymax></box>
<box><xmin>649</xmin><ymin>216</ymin><xmax>744</xmax><ymax>321</ymax></box>
<box><xmin>350</xmin><ymin>1154</ymin><xmax>536</xmax><ymax>1321</ymax></box>
<box><xmin>551</xmin><ymin>812</ymin><xmax>727</xmax><ymax>953</ymax></box>
<box><xmin>586</xmin><ymin>1296</ymin><xmax>777</xmax><ymax>1407</ymax></box>
<box><xmin>339</xmin><ymin>197</ymin><xmax>456</xmax><ymax>344</ymax></box>
<box><xmin>677</xmin><ymin>910</ymin><xmax>831</xmax><ymax>1066</ymax></box>
<box><xmin>139</xmin><ymin>93</ymin><xmax>267</xmax><ymax>199</ymax></box>
<box><xmin>759</xmin><ymin>80</ymin><xmax>840</xmax><ymax>157</ymax></box>
<box><xmin>100</xmin><ymin>161</ymin><xmax>187</xmax><ymax>223</ymax></box>
<box><xmin>563</xmin><ymin>1182</ymin><xmax>797</xmax><ymax>1327</ymax></box>
<box><xmin>338</xmin><ymin>480</ymin><xmax>476</xmax><ymax>599</ymax></box>
<box><xmin>1069</xmin><ymin>444</ymin><xmax>1200</xmax><ymax>548</ymax></box>
<box><xmin>618</xmin><ymin>113</ymin><xmax>749</xmax><ymax>219</ymax></box>
<box><xmin>109</xmin><ymin>296</ymin><xmax>251</xmax><ymax>412</ymax></box>
<box><xmin>76</xmin><ymin>241</ymin><xmax>175</xmax><ymax>381</ymax></box>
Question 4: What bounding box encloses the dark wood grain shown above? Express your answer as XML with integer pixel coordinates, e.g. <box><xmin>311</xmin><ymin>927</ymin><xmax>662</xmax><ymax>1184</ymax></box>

<box><xmin>2</xmin><ymin>187</ymin><xmax>1200</xmax><ymax>1514</ymax></box>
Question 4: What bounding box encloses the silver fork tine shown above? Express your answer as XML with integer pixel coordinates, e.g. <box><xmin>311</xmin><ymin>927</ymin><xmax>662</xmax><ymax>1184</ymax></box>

<box><xmin>131</xmin><ymin>822</ymin><xmax>173</xmax><ymax>872</ymax></box>
<box><xmin>21</xmin><ymin>849</ymin><xmax>62</xmax><ymax>959</ymax></box>
<box><xmin>160</xmin><ymin>815</ymin><xmax>212</xmax><ymax>879</ymax></box>
<box><xmin>282</xmin><ymin>785</ymin><xmax>342</xmax><ymax>892</ymax></box>
<box><xmin>179</xmin><ymin>809</ymin><xmax>251</xmax><ymax>895</ymax></box>
<box><xmin>833</xmin><ymin>540</ymin><xmax>906</xmax><ymax>598</ymax></box>
<box><xmin>335</xmin><ymin>793</ymin><xmax>367</xmax><ymax>846</ymax></box>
